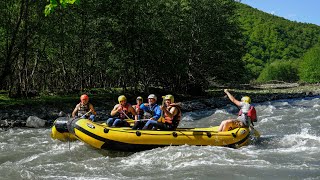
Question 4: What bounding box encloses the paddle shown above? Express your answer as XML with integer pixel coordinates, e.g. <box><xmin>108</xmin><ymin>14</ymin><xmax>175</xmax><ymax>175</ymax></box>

<box><xmin>157</xmin><ymin>96</ymin><xmax>166</xmax><ymax>123</ymax></box>
<box><xmin>84</xmin><ymin>110</ymin><xmax>92</xmax><ymax>117</ymax></box>
<box><xmin>120</xmin><ymin>110</ymin><xmax>143</xmax><ymax>124</ymax></box>
<box><xmin>121</xmin><ymin>110</ymin><xmax>131</xmax><ymax>120</ymax></box>
<box><xmin>125</xmin><ymin>119</ymin><xmax>149</xmax><ymax>123</ymax></box>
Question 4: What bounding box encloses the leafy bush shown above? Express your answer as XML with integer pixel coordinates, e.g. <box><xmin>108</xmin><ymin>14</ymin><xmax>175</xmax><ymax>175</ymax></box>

<box><xmin>299</xmin><ymin>44</ymin><xmax>320</xmax><ymax>83</ymax></box>
<box><xmin>257</xmin><ymin>60</ymin><xmax>299</xmax><ymax>82</ymax></box>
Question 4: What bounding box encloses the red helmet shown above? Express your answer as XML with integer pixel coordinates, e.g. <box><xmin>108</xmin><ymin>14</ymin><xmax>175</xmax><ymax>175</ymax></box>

<box><xmin>80</xmin><ymin>94</ymin><xmax>89</xmax><ymax>101</ymax></box>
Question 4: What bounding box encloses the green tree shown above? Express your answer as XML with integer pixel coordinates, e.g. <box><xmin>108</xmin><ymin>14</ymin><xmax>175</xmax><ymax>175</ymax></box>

<box><xmin>257</xmin><ymin>60</ymin><xmax>299</xmax><ymax>83</ymax></box>
<box><xmin>45</xmin><ymin>0</ymin><xmax>80</xmax><ymax>16</ymax></box>
<box><xmin>299</xmin><ymin>44</ymin><xmax>320</xmax><ymax>83</ymax></box>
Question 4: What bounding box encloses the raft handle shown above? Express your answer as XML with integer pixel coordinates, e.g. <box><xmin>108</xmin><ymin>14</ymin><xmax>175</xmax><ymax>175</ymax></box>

<box><xmin>206</xmin><ymin>132</ymin><xmax>212</xmax><ymax>138</ymax></box>
<box><xmin>136</xmin><ymin>131</ymin><xmax>141</xmax><ymax>136</ymax></box>
<box><xmin>232</xmin><ymin>133</ymin><xmax>236</xmax><ymax>138</ymax></box>
<box><xmin>232</xmin><ymin>127</ymin><xmax>241</xmax><ymax>138</ymax></box>
<box><xmin>172</xmin><ymin>132</ymin><xmax>178</xmax><ymax>138</ymax></box>
<box><xmin>104</xmin><ymin>128</ymin><xmax>109</xmax><ymax>133</ymax></box>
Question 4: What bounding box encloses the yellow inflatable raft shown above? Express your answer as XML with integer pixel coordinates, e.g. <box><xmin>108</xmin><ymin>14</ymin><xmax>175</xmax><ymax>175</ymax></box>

<box><xmin>51</xmin><ymin>118</ymin><xmax>260</xmax><ymax>152</ymax></box>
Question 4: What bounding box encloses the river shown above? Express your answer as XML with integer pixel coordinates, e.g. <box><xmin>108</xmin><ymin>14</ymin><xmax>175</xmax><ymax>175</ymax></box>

<box><xmin>1</xmin><ymin>96</ymin><xmax>320</xmax><ymax>180</ymax></box>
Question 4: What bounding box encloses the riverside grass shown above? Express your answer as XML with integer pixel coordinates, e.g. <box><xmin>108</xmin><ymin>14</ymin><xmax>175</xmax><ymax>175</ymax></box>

<box><xmin>1</xmin><ymin>84</ymin><xmax>320</xmax><ymax>109</ymax></box>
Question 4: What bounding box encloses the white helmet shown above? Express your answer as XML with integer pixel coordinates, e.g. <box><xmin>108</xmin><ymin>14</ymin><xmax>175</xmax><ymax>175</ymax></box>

<box><xmin>148</xmin><ymin>94</ymin><xmax>157</xmax><ymax>100</ymax></box>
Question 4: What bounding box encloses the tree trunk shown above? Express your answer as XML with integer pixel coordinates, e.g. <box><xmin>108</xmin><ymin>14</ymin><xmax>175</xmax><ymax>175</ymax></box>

<box><xmin>0</xmin><ymin>0</ymin><xmax>24</xmax><ymax>90</ymax></box>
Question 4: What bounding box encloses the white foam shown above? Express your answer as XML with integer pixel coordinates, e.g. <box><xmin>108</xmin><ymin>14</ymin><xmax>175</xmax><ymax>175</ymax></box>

<box><xmin>181</xmin><ymin>115</ymin><xmax>194</xmax><ymax>121</ymax></box>
<box><xmin>214</xmin><ymin>109</ymin><xmax>229</xmax><ymax>115</ymax></box>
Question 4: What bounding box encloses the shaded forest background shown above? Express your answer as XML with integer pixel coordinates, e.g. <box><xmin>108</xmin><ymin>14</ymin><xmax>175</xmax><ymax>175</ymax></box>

<box><xmin>1</xmin><ymin>0</ymin><xmax>320</xmax><ymax>98</ymax></box>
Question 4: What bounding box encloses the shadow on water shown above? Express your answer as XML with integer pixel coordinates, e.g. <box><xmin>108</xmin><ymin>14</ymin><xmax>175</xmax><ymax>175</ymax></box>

<box><xmin>95</xmin><ymin>148</ymin><xmax>134</xmax><ymax>157</ymax></box>
<box><xmin>253</xmin><ymin>135</ymin><xmax>285</xmax><ymax>150</ymax></box>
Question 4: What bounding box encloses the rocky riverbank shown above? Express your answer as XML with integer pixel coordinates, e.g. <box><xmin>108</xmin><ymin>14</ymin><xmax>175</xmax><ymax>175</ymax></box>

<box><xmin>1</xmin><ymin>83</ymin><xmax>319</xmax><ymax>128</ymax></box>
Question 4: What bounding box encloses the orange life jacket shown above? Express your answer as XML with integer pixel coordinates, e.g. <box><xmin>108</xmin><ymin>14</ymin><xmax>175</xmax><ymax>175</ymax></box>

<box><xmin>164</xmin><ymin>106</ymin><xmax>181</xmax><ymax>127</ymax></box>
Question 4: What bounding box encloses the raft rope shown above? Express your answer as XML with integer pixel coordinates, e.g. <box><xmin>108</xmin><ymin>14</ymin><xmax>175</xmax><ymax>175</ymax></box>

<box><xmin>68</xmin><ymin>114</ymin><xmax>71</xmax><ymax>151</ymax></box>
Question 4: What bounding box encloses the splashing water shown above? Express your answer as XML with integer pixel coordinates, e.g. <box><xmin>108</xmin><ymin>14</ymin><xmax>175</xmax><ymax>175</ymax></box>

<box><xmin>1</xmin><ymin>96</ymin><xmax>320</xmax><ymax>179</ymax></box>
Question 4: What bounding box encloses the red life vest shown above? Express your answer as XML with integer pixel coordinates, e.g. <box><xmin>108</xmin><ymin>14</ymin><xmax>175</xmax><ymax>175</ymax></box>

<box><xmin>119</xmin><ymin>103</ymin><xmax>130</xmax><ymax>119</ymax></box>
<box><xmin>238</xmin><ymin>106</ymin><xmax>257</xmax><ymax>122</ymax></box>
<box><xmin>133</xmin><ymin>104</ymin><xmax>144</xmax><ymax>116</ymax></box>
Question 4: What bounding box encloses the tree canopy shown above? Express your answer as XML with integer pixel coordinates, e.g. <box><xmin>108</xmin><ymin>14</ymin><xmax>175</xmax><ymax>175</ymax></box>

<box><xmin>0</xmin><ymin>0</ymin><xmax>245</xmax><ymax>97</ymax></box>
<box><xmin>1</xmin><ymin>0</ymin><xmax>320</xmax><ymax>98</ymax></box>
<box><xmin>299</xmin><ymin>43</ymin><xmax>320</xmax><ymax>83</ymax></box>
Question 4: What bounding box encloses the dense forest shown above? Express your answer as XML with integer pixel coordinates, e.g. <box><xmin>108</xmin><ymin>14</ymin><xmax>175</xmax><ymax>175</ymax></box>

<box><xmin>1</xmin><ymin>0</ymin><xmax>320</xmax><ymax>98</ymax></box>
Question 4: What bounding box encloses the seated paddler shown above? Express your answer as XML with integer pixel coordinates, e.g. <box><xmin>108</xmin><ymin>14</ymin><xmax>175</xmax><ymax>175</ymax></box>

<box><xmin>132</xmin><ymin>94</ymin><xmax>161</xmax><ymax>130</ymax></box>
<box><xmin>132</xmin><ymin>96</ymin><xmax>144</xmax><ymax>120</ymax></box>
<box><xmin>152</xmin><ymin>94</ymin><xmax>181</xmax><ymax>131</ymax></box>
<box><xmin>218</xmin><ymin>89</ymin><xmax>257</xmax><ymax>132</ymax></box>
<box><xmin>107</xmin><ymin>95</ymin><xmax>137</xmax><ymax>127</ymax></box>
<box><xmin>72</xmin><ymin>94</ymin><xmax>96</xmax><ymax>121</ymax></box>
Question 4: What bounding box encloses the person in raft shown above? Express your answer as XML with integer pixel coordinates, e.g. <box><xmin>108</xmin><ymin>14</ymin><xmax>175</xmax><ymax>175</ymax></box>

<box><xmin>72</xmin><ymin>94</ymin><xmax>96</xmax><ymax>121</ymax></box>
<box><xmin>132</xmin><ymin>94</ymin><xmax>161</xmax><ymax>130</ymax></box>
<box><xmin>107</xmin><ymin>95</ymin><xmax>137</xmax><ymax>127</ymax></box>
<box><xmin>151</xmin><ymin>94</ymin><xmax>181</xmax><ymax>130</ymax></box>
<box><xmin>132</xmin><ymin>96</ymin><xmax>144</xmax><ymax>120</ymax></box>
<box><xmin>218</xmin><ymin>89</ymin><xmax>257</xmax><ymax>132</ymax></box>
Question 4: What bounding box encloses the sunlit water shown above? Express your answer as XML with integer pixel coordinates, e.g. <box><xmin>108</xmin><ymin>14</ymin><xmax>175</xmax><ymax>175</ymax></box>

<box><xmin>1</xmin><ymin>97</ymin><xmax>320</xmax><ymax>180</ymax></box>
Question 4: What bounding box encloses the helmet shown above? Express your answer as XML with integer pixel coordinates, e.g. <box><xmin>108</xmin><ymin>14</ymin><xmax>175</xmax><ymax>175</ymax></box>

<box><xmin>80</xmin><ymin>94</ymin><xmax>89</xmax><ymax>101</ymax></box>
<box><xmin>118</xmin><ymin>95</ymin><xmax>127</xmax><ymax>103</ymax></box>
<box><xmin>148</xmin><ymin>94</ymin><xmax>157</xmax><ymax>101</ymax></box>
<box><xmin>164</xmin><ymin>94</ymin><xmax>174</xmax><ymax>103</ymax></box>
<box><xmin>136</xmin><ymin>96</ymin><xmax>143</xmax><ymax>101</ymax></box>
<box><xmin>241</xmin><ymin>96</ymin><xmax>251</xmax><ymax>103</ymax></box>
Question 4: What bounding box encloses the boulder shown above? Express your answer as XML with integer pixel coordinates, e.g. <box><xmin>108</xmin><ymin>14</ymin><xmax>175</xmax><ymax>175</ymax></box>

<box><xmin>26</xmin><ymin>116</ymin><xmax>46</xmax><ymax>128</ymax></box>
<box><xmin>58</xmin><ymin>111</ymin><xmax>66</xmax><ymax>117</ymax></box>
<box><xmin>0</xmin><ymin>119</ymin><xmax>9</xmax><ymax>127</ymax></box>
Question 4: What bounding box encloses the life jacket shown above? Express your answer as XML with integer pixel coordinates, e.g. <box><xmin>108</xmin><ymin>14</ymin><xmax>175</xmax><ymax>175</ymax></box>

<box><xmin>77</xmin><ymin>103</ymin><xmax>90</xmax><ymax>117</ymax></box>
<box><xmin>133</xmin><ymin>104</ymin><xmax>144</xmax><ymax>117</ymax></box>
<box><xmin>238</xmin><ymin>105</ymin><xmax>257</xmax><ymax>122</ymax></box>
<box><xmin>118</xmin><ymin>103</ymin><xmax>131</xmax><ymax>119</ymax></box>
<box><xmin>164</xmin><ymin>106</ymin><xmax>181</xmax><ymax>128</ymax></box>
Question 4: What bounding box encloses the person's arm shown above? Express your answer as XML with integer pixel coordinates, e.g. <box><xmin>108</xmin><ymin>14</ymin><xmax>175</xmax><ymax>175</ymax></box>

<box><xmin>169</xmin><ymin>106</ymin><xmax>177</xmax><ymax>118</ymax></box>
<box><xmin>224</xmin><ymin>89</ymin><xmax>241</xmax><ymax>107</ymax></box>
<box><xmin>72</xmin><ymin>104</ymin><xmax>80</xmax><ymax>118</ymax></box>
<box><xmin>128</xmin><ymin>106</ymin><xmax>137</xmax><ymax>120</ymax></box>
<box><xmin>152</xmin><ymin>105</ymin><xmax>161</xmax><ymax>120</ymax></box>
<box><xmin>110</xmin><ymin>104</ymin><xmax>120</xmax><ymax>116</ymax></box>
<box><xmin>160</xmin><ymin>106</ymin><xmax>177</xmax><ymax>118</ymax></box>
<box><xmin>89</xmin><ymin>104</ymin><xmax>96</xmax><ymax>115</ymax></box>
<box><xmin>132</xmin><ymin>105</ymin><xmax>136</xmax><ymax>112</ymax></box>
<box><xmin>140</xmin><ymin>103</ymin><xmax>147</xmax><ymax>111</ymax></box>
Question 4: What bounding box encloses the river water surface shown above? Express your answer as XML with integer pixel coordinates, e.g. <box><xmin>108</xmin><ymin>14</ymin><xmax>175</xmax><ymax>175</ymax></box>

<box><xmin>1</xmin><ymin>97</ymin><xmax>320</xmax><ymax>180</ymax></box>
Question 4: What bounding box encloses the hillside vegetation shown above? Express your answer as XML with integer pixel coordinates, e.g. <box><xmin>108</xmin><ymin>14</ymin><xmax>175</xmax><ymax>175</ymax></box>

<box><xmin>0</xmin><ymin>0</ymin><xmax>320</xmax><ymax>99</ymax></box>
<box><xmin>237</xmin><ymin>3</ymin><xmax>320</xmax><ymax>82</ymax></box>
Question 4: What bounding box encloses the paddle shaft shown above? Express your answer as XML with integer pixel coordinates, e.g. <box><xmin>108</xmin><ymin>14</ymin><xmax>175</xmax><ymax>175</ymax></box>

<box><xmin>121</xmin><ymin>110</ymin><xmax>131</xmax><ymax>119</ymax></box>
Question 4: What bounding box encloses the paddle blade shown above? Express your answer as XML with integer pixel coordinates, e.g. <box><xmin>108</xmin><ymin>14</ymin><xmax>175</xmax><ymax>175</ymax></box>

<box><xmin>157</xmin><ymin>117</ymin><xmax>165</xmax><ymax>123</ymax></box>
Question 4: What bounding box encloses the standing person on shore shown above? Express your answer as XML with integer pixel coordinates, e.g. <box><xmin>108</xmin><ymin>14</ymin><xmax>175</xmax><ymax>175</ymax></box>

<box><xmin>218</xmin><ymin>89</ymin><xmax>257</xmax><ymax>132</ymax></box>
<box><xmin>72</xmin><ymin>94</ymin><xmax>96</xmax><ymax>121</ymax></box>
<box><xmin>107</xmin><ymin>95</ymin><xmax>137</xmax><ymax>127</ymax></box>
